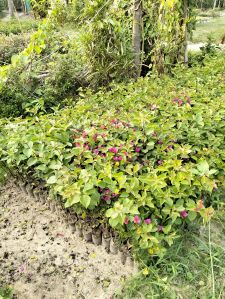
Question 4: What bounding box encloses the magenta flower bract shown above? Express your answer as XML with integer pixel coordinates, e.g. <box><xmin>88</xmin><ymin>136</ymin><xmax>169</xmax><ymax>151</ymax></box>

<box><xmin>135</xmin><ymin>147</ymin><xmax>141</xmax><ymax>153</ymax></box>
<box><xmin>133</xmin><ymin>215</ymin><xmax>141</xmax><ymax>224</ymax></box>
<box><xmin>178</xmin><ymin>99</ymin><xmax>184</xmax><ymax>106</ymax></box>
<box><xmin>157</xmin><ymin>140</ymin><xmax>163</xmax><ymax>145</ymax></box>
<box><xmin>113</xmin><ymin>156</ymin><xmax>122</xmax><ymax>162</ymax></box>
<box><xmin>102</xmin><ymin>195</ymin><xmax>111</xmax><ymax>201</ymax></box>
<box><xmin>111</xmin><ymin>119</ymin><xmax>118</xmax><ymax>124</ymax></box>
<box><xmin>124</xmin><ymin>217</ymin><xmax>129</xmax><ymax>225</ymax></box>
<box><xmin>158</xmin><ymin>225</ymin><xmax>163</xmax><ymax>232</ymax></box>
<box><xmin>180</xmin><ymin>210</ymin><xmax>188</xmax><ymax>218</ymax></box>
<box><xmin>157</xmin><ymin>160</ymin><xmax>163</xmax><ymax>165</ymax></box>
<box><xmin>82</xmin><ymin>131</ymin><xmax>88</xmax><ymax>138</ymax></box>
<box><xmin>109</xmin><ymin>147</ymin><xmax>118</xmax><ymax>154</ymax></box>
<box><xmin>144</xmin><ymin>218</ymin><xmax>151</xmax><ymax>225</ymax></box>
<box><xmin>93</xmin><ymin>149</ymin><xmax>99</xmax><ymax>154</ymax></box>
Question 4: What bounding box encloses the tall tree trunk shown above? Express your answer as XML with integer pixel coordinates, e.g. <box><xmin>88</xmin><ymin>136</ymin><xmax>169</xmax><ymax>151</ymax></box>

<box><xmin>213</xmin><ymin>0</ymin><xmax>218</xmax><ymax>9</ymax></box>
<box><xmin>132</xmin><ymin>0</ymin><xmax>142</xmax><ymax>78</ymax></box>
<box><xmin>8</xmin><ymin>0</ymin><xmax>14</xmax><ymax>18</ymax></box>
<box><xmin>184</xmin><ymin>0</ymin><xmax>188</xmax><ymax>64</ymax></box>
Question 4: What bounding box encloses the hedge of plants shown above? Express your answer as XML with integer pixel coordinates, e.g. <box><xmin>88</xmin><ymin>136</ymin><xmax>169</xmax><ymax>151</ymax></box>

<box><xmin>0</xmin><ymin>33</ymin><xmax>30</xmax><ymax>66</ymax></box>
<box><xmin>0</xmin><ymin>19</ymin><xmax>38</xmax><ymax>36</ymax></box>
<box><xmin>0</xmin><ymin>53</ymin><xmax>224</xmax><ymax>256</ymax></box>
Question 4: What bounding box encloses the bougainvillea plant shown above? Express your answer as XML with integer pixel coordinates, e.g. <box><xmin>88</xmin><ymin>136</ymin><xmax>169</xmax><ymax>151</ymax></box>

<box><xmin>0</xmin><ymin>54</ymin><xmax>224</xmax><ymax>256</ymax></box>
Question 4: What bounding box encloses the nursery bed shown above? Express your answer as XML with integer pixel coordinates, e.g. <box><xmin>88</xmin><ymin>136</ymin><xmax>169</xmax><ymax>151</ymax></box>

<box><xmin>0</xmin><ymin>181</ymin><xmax>136</xmax><ymax>299</ymax></box>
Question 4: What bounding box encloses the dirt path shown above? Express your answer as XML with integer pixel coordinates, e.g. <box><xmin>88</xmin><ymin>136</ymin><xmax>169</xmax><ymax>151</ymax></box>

<box><xmin>0</xmin><ymin>182</ymin><xmax>136</xmax><ymax>299</ymax></box>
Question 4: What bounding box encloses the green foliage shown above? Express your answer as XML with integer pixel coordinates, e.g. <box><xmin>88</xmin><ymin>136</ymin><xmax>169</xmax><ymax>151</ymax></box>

<box><xmin>0</xmin><ymin>286</ymin><xmax>13</xmax><ymax>299</ymax></box>
<box><xmin>0</xmin><ymin>2</ymin><xmax>134</xmax><ymax>117</ymax></box>
<box><xmin>116</xmin><ymin>212</ymin><xmax>225</xmax><ymax>298</ymax></box>
<box><xmin>0</xmin><ymin>54</ymin><xmax>224</xmax><ymax>256</ymax></box>
<box><xmin>0</xmin><ymin>21</ymin><xmax>74</xmax><ymax>117</ymax></box>
<box><xmin>0</xmin><ymin>0</ymin><xmax>6</xmax><ymax>14</ymax></box>
<box><xmin>64</xmin><ymin>0</ymin><xmax>134</xmax><ymax>86</ymax></box>
<box><xmin>0</xmin><ymin>33</ymin><xmax>30</xmax><ymax>66</ymax></box>
<box><xmin>0</xmin><ymin>19</ymin><xmax>38</xmax><ymax>36</ymax></box>
<box><xmin>31</xmin><ymin>0</ymin><xmax>50</xmax><ymax>18</ymax></box>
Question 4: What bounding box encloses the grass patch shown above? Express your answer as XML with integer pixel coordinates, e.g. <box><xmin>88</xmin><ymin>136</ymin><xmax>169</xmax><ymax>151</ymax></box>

<box><xmin>192</xmin><ymin>13</ymin><xmax>225</xmax><ymax>43</ymax></box>
<box><xmin>116</xmin><ymin>211</ymin><xmax>225</xmax><ymax>299</ymax></box>
<box><xmin>0</xmin><ymin>286</ymin><xmax>14</xmax><ymax>299</ymax></box>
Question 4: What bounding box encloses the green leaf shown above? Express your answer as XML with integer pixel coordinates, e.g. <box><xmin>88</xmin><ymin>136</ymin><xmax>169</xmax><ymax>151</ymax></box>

<box><xmin>47</xmin><ymin>176</ymin><xmax>57</xmax><ymax>184</ymax></box>
<box><xmin>109</xmin><ymin>217</ymin><xmax>119</xmax><ymax>227</ymax></box>
<box><xmin>188</xmin><ymin>211</ymin><xmax>197</xmax><ymax>221</ymax></box>
<box><xmin>26</xmin><ymin>157</ymin><xmax>37</xmax><ymax>167</ymax></box>
<box><xmin>197</xmin><ymin>160</ymin><xmax>209</xmax><ymax>175</ymax></box>
<box><xmin>80</xmin><ymin>195</ymin><xmax>91</xmax><ymax>208</ymax></box>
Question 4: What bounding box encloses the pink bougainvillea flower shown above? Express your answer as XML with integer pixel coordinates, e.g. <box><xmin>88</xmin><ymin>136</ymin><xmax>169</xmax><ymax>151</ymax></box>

<box><xmin>113</xmin><ymin>156</ymin><xmax>122</xmax><ymax>162</ymax></box>
<box><xmin>157</xmin><ymin>140</ymin><xmax>163</xmax><ymax>145</ymax></box>
<box><xmin>93</xmin><ymin>149</ymin><xmax>99</xmax><ymax>154</ymax></box>
<box><xmin>133</xmin><ymin>215</ymin><xmax>141</xmax><ymax>224</ymax></box>
<box><xmin>124</xmin><ymin>151</ymin><xmax>129</xmax><ymax>156</ymax></box>
<box><xmin>82</xmin><ymin>131</ymin><xmax>88</xmax><ymax>138</ymax></box>
<box><xmin>158</xmin><ymin>225</ymin><xmax>163</xmax><ymax>232</ymax></box>
<box><xmin>112</xmin><ymin>193</ymin><xmax>118</xmax><ymax>198</ymax></box>
<box><xmin>178</xmin><ymin>99</ymin><xmax>184</xmax><ymax>106</ymax></box>
<box><xmin>111</xmin><ymin>119</ymin><xmax>118</xmax><ymax>124</ymax></box>
<box><xmin>93</xmin><ymin>134</ymin><xmax>98</xmax><ymax>142</ymax></box>
<box><xmin>102</xmin><ymin>195</ymin><xmax>111</xmax><ymax>201</ymax></box>
<box><xmin>100</xmin><ymin>124</ymin><xmax>107</xmax><ymax>130</ymax></box>
<box><xmin>135</xmin><ymin>147</ymin><xmax>141</xmax><ymax>153</ymax></box>
<box><xmin>180</xmin><ymin>210</ymin><xmax>188</xmax><ymax>218</ymax></box>
<box><xmin>124</xmin><ymin>217</ymin><xmax>129</xmax><ymax>225</ymax></box>
<box><xmin>100</xmin><ymin>153</ymin><xmax>106</xmax><ymax>158</ymax></box>
<box><xmin>109</xmin><ymin>147</ymin><xmax>118</xmax><ymax>154</ymax></box>
<box><xmin>172</xmin><ymin>97</ymin><xmax>179</xmax><ymax>103</ymax></box>
<box><xmin>105</xmin><ymin>189</ymin><xmax>111</xmax><ymax>194</ymax></box>
<box><xmin>166</xmin><ymin>145</ymin><xmax>173</xmax><ymax>151</ymax></box>
<box><xmin>157</xmin><ymin>160</ymin><xmax>163</xmax><ymax>165</ymax></box>
<box><xmin>144</xmin><ymin>218</ymin><xmax>151</xmax><ymax>225</ymax></box>
<box><xmin>98</xmin><ymin>187</ymin><xmax>103</xmax><ymax>193</ymax></box>
<box><xmin>75</xmin><ymin>142</ymin><xmax>81</xmax><ymax>147</ymax></box>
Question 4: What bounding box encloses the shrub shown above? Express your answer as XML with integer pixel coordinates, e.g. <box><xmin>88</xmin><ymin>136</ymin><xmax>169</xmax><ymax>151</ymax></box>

<box><xmin>0</xmin><ymin>54</ymin><xmax>224</xmax><ymax>256</ymax></box>
<box><xmin>0</xmin><ymin>33</ymin><xmax>30</xmax><ymax>66</ymax></box>
<box><xmin>0</xmin><ymin>29</ymin><xmax>76</xmax><ymax>117</ymax></box>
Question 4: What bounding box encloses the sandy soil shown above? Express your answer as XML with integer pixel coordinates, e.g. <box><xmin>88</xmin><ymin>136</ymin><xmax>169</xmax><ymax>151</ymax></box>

<box><xmin>0</xmin><ymin>182</ymin><xmax>136</xmax><ymax>299</ymax></box>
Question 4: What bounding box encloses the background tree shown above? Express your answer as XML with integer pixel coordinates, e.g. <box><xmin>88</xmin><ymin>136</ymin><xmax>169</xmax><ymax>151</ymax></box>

<box><xmin>7</xmin><ymin>0</ymin><xmax>14</xmax><ymax>17</ymax></box>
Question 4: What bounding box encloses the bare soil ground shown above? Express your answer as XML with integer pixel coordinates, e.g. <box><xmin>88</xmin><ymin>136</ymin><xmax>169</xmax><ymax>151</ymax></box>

<box><xmin>0</xmin><ymin>182</ymin><xmax>136</xmax><ymax>299</ymax></box>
